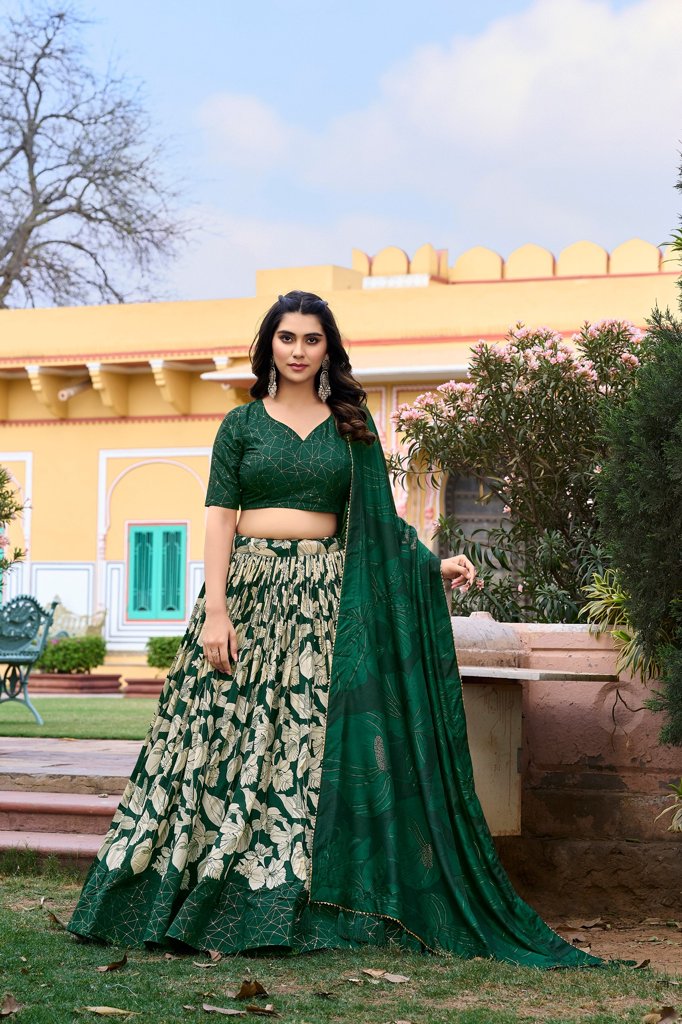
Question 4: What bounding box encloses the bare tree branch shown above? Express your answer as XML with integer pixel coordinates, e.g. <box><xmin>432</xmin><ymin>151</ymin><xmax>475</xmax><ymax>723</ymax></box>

<box><xmin>0</xmin><ymin>4</ymin><xmax>186</xmax><ymax>307</ymax></box>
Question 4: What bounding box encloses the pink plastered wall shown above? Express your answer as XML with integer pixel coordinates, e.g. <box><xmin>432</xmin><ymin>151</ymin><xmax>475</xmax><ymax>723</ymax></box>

<box><xmin>495</xmin><ymin>624</ymin><xmax>682</xmax><ymax>918</ymax></box>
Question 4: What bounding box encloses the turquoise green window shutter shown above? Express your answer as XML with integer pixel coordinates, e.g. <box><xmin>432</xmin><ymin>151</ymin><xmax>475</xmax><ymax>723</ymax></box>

<box><xmin>128</xmin><ymin>525</ymin><xmax>186</xmax><ymax>620</ymax></box>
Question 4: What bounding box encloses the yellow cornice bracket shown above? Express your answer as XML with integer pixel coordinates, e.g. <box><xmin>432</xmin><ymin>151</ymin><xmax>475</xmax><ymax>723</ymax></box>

<box><xmin>87</xmin><ymin>362</ymin><xmax>128</xmax><ymax>417</ymax></box>
<box><xmin>149</xmin><ymin>359</ymin><xmax>191</xmax><ymax>414</ymax></box>
<box><xmin>0</xmin><ymin>379</ymin><xmax>8</xmax><ymax>420</ymax></box>
<box><xmin>25</xmin><ymin>364</ymin><xmax>67</xmax><ymax>419</ymax></box>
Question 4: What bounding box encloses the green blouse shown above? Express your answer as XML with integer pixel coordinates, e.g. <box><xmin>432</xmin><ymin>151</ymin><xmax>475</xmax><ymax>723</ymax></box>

<box><xmin>205</xmin><ymin>398</ymin><xmax>352</xmax><ymax>514</ymax></box>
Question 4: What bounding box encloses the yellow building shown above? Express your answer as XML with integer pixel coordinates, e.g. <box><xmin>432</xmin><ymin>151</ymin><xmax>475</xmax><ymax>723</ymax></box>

<box><xmin>0</xmin><ymin>239</ymin><xmax>678</xmax><ymax>651</ymax></box>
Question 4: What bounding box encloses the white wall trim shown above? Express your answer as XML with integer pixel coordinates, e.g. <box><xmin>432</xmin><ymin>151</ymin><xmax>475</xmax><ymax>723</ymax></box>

<box><xmin>0</xmin><ymin>450</ymin><xmax>33</xmax><ymax>604</ymax></box>
<box><xmin>96</xmin><ymin>446</ymin><xmax>210</xmax><ymax>611</ymax></box>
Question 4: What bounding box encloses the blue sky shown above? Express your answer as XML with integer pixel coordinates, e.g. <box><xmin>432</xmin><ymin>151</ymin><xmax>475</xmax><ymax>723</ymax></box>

<box><xmin>23</xmin><ymin>0</ymin><xmax>682</xmax><ymax>299</ymax></box>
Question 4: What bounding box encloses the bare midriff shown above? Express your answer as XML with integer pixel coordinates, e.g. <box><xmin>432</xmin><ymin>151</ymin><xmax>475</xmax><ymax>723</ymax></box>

<box><xmin>236</xmin><ymin>507</ymin><xmax>338</xmax><ymax>540</ymax></box>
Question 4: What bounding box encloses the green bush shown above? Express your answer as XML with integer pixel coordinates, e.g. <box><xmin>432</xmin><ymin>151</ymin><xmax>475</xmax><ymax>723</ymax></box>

<box><xmin>597</xmin><ymin>308</ymin><xmax>682</xmax><ymax>745</ymax></box>
<box><xmin>146</xmin><ymin>635</ymin><xmax>183</xmax><ymax>670</ymax></box>
<box><xmin>389</xmin><ymin>319</ymin><xmax>648</xmax><ymax>623</ymax></box>
<box><xmin>36</xmin><ymin>635</ymin><xmax>106</xmax><ymax>674</ymax></box>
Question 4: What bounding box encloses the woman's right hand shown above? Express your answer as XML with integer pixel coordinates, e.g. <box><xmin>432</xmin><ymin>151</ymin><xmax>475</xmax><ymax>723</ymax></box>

<box><xmin>201</xmin><ymin>609</ymin><xmax>238</xmax><ymax>675</ymax></box>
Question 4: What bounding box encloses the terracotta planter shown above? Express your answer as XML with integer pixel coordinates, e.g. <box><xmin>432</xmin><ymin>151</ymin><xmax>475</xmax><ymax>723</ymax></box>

<box><xmin>121</xmin><ymin>677</ymin><xmax>164</xmax><ymax>698</ymax></box>
<box><xmin>30</xmin><ymin>672</ymin><xmax>122</xmax><ymax>694</ymax></box>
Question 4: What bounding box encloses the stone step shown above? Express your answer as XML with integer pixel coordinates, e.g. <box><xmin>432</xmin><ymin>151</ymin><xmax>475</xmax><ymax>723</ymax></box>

<box><xmin>0</xmin><ymin>829</ymin><xmax>103</xmax><ymax>858</ymax></box>
<box><xmin>0</xmin><ymin>736</ymin><xmax>138</xmax><ymax>794</ymax></box>
<box><xmin>0</xmin><ymin>791</ymin><xmax>119</xmax><ymax>834</ymax></box>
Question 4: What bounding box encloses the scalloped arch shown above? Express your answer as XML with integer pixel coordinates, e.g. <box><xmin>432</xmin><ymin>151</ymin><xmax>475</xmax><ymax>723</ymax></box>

<box><xmin>505</xmin><ymin>244</ymin><xmax>554</xmax><ymax>280</ymax></box>
<box><xmin>449</xmin><ymin>246</ymin><xmax>503</xmax><ymax>282</ymax></box>
<box><xmin>410</xmin><ymin>243</ymin><xmax>439</xmax><ymax>276</ymax></box>
<box><xmin>609</xmin><ymin>239</ymin><xmax>661</xmax><ymax>275</ymax></box>
<box><xmin>371</xmin><ymin>246</ymin><xmax>410</xmax><ymax>276</ymax></box>
<box><xmin>556</xmin><ymin>241</ymin><xmax>608</xmax><ymax>277</ymax></box>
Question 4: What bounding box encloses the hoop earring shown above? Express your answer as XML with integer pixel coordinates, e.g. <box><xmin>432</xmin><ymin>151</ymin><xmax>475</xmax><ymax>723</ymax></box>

<box><xmin>267</xmin><ymin>358</ymin><xmax>278</xmax><ymax>399</ymax></box>
<box><xmin>318</xmin><ymin>355</ymin><xmax>331</xmax><ymax>402</ymax></box>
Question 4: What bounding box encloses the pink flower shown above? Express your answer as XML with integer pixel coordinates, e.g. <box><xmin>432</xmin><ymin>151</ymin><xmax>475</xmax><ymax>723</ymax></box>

<box><xmin>476</xmin><ymin>578</ymin><xmax>485</xmax><ymax>590</ymax></box>
<box><xmin>503</xmin><ymin>505</ymin><xmax>511</xmax><ymax>514</ymax></box>
<box><xmin>594</xmin><ymin>465</ymin><xmax>602</xmax><ymax>474</ymax></box>
<box><xmin>0</xmin><ymin>535</ymin><xmax>9</xmax><ymax>549</ymax></box>
<box><xmin>620</xmin><ymin>352</ymin><xmax>640</xmax><ymax>367</ymax></box>
<box><xmin>466</xmin><ymin>415</ymin><xmax>479</xmax><ymax>425</ymax></box>
<box><xmin>517</xmin><ymin>583</ymin><xmax>524</xmax><ymax>593</ymax></box>
<box><xmin>414</xmin><ymin>391</ymin><xmax>438</xmax><ymax>408</ymax></box>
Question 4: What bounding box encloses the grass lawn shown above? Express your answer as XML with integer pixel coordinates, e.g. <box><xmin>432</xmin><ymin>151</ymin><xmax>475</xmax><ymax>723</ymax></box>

<box><xmin>0</xmin><ymin>697</ymin><xmax>157</xmax><ymax>740</ymax></box>
<box><xmin>0</xmin><ymin>857</ymin><xmax>679</xmax><ymax>1024</ymax></box>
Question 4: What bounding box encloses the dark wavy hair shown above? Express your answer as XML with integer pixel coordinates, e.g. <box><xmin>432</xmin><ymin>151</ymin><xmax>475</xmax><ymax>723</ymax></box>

<box><xmin>249</xmin><ymin>290</ymin><xmax>376</xmax><ymax>445</ymax></box>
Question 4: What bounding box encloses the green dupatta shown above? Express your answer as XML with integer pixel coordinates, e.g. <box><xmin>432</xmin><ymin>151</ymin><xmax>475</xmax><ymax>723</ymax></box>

<box><xmin>309</xmin><ymin>411</ymin><xmax>601</xmax><ymax>968</ymax></box>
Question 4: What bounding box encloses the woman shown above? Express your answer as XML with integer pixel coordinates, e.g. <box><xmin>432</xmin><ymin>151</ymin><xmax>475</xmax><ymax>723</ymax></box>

<box><xmin>68</xmin><ymin>291</ymin><xmax>599</xmax><ymax>968</ymax></box>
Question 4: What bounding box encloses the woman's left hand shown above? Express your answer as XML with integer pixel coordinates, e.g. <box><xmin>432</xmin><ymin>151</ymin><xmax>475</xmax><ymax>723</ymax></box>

<box><xmin>441</xmin><ymin>554</ymin><xmax>477</xmax><ymax>592</ymax></box>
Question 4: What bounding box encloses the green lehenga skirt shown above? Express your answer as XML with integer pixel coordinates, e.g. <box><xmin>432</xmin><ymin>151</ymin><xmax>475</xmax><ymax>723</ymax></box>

<box><xmin>67</xmin><ymin>535</ymin><xmax>418</xmax><ymax>953</ymax></box>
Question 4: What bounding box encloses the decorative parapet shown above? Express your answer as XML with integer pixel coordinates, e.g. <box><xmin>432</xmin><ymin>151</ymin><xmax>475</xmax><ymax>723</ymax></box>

<box><xmin>355</xmin><ymin>238</ymin><xmax>676</xmax><ymax>287</ymax></box>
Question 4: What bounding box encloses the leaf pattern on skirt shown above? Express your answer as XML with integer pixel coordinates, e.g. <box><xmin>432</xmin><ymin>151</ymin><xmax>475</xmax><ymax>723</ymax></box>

<box><xmin>67</xmin><ymin>535</ymin><xmax>356</xmax><ymax>953</ymax></box>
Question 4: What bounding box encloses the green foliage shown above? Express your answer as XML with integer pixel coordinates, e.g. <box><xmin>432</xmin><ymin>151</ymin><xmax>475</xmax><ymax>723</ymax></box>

<box><xmin>580</xmin><ymin>569</ymin><xmax>661</xmax><ymax>682</ymax></box>
<box><xmin>146</xmin><ymin>635</ymin><xmax>183</xmax><ymax>669</ymax></box>
<box><xmin>35</xmin><ymin>635</ymin><xmax>106</xmax><ymax>674</ymax></box>
<box><xmin>597</xmin><ymin>307</ymin><xmax>682</xmax><ymax>745</ymax></box>
<box><xmin>390</xmin><ymin>321</ymin><xmax>647</xmax><ymax>623</ymax></box>
<box><xmin>0</xmin><ymin>463</ymin><xmax>25</xmax><ymax>577</ymax></box>
<box><xmin>655</xmin><ymin>777</ymin><xmax>682</xmax><ymax>832</ymax></box>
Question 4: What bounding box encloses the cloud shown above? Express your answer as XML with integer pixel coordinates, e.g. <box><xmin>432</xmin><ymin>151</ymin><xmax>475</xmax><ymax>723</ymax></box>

<box><xmin>166</xmin><ymin>206</ymin><xmax>426</xmax><ymax>301</ymax></box>
<box><xmin>197</xmin><ymin>93</ymin><xmax>300</xmax><ymax>171</ymax></box>
<box><xmin>187</xmin><ymin>0</ymin><xmax>682</xmax><ymax>298</ymax></box>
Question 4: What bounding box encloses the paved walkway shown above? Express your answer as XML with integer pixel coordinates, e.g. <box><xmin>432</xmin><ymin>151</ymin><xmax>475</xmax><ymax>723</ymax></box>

<box><xmin>0</xmin><ymin>736</ymin><xmax>138</xmax><ymax>793</ymax></box>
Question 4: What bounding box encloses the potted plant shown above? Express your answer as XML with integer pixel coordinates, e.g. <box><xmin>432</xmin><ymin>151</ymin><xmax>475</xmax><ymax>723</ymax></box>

<box><xmin>122</xmin><ymin>635</ymin><xmax>183</xmax><ymax>697</ymax></box>
<box><xmin>31</xmin><ymin>635</ymin><xmax>121</xmax><ymax>693</ymax></box>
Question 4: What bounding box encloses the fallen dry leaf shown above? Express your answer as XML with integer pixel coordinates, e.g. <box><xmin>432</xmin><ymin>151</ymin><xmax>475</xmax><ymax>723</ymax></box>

<box><xmin>361</xmin><ymin>968</ymin><xmax>386</xmax><ymax>979</ymax></box>
<box><xmin>383</xmin><ymin>973</ymin><xmax>410</xmax><ymax>984</ymax></box>
<box><xmin>344</xmin><ymin>977</ymin><xmax>362</xmax><ymax>984</ymax></box>
<box><xmin>39</xmin><ymin>896</ymin><xmax>51</xmax><ymax>908</ymax></box>
<box><xmin>18</xmin><ymin>957</ymin><xmax>27</xmax><ymax>963</ymax></box>
<box><xmin>79</xmin><ymin>1008</ymin><xmax>138</xmax><ymax>1018</ymax></box>
<box><xmin>641</xmin><ymin>1008</ymin><xmax>677</xmax><ymax>1024</ymax></box>
<box><xmin>0</xmin><ymin>994</ymin><xmax>23</xmax><ymax>1018</ymax></box>
<box><xmin>202</xmin><ymin>1006</ymin><xmax>246</xmax><ymax>1017</ymax></box>
<box><xmin>234</xmin><ymin>980</ymin><xmax>268</xmax><ymax>1000</ymax></box>
<box><xmin>207</xmin><ymin>950</ymin><xmax>222</xmax><ymax>962</ymax></box>
<box><xmin>96</xmin><ymin>953</ymin><xmax>128</xmax><ymax>974</ymax></box>
<box><xmin>163</xmin><ymin>952</ymin><xmax>177</xmax><ymax>960</ymax></box>
<box><xmin>580</xmin><ymin>917</ymin><xmax>605</xmax><ymax>930</ymax></box>
<box><xmin>245</xmin><ymin>1006</ymin><xmax>280</xmax><ymax>1018</ymax></box>
<box><xmin>634</xmin><ymin>959</ymin><xmax>652</xmax><ymax>970</ymax></box>
<box><xmin>45</xmin><ymin>909</ymin><xmax>66</xmax><ymax>930</ymax></box>
<box><xmin>192</xmin><ymin>960</ymin><xmax>220</xmax><ymax>969</ymax></box>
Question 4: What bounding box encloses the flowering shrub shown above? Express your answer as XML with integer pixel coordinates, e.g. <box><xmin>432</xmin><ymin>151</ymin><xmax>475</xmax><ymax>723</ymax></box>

<box><xmin>389</xmin><ymin>320</ymin><xmax>649</xmax><ymax>622</ymax></box>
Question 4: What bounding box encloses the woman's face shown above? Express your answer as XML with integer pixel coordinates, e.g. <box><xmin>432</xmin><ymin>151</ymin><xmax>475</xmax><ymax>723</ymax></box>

<box><xmin>271</xmin><ymin>312</ymin><xmax>328</xmax><ymax>391</ymax></box>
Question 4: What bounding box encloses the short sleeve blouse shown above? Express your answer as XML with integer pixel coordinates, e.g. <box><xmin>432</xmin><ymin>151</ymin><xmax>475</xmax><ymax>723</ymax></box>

<box><xmin>205</xmin><ymin>399</ymin><xmax>352</xmax><ymax>514</ymax></box>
